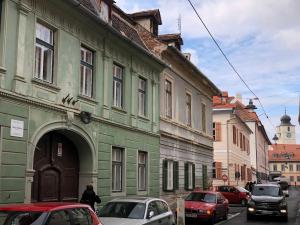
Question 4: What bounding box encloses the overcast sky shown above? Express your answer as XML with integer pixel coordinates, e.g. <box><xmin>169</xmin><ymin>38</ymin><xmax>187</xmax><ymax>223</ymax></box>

<box><xmin>116</xmin><ymin>0</ymin><xmax>300</xmax><ymax>143</ymax></box>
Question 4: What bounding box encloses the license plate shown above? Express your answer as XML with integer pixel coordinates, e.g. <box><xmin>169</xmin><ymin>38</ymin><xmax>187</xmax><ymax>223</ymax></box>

<box><xmin>186</xmin><ymin>213</ymin><xmax>197</xmax><ymax>218</ymax></box>
<box><xmin>260</xmin><ymin>210</ymin><xmax>273</xmax><ymax>215</ymax></box>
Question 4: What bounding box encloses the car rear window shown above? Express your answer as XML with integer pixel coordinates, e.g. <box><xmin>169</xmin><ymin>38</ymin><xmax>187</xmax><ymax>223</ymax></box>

<box><xmin>0</xmin><ymin>211</ymin><xmax>44</xmax><ymax>225</ymax></box>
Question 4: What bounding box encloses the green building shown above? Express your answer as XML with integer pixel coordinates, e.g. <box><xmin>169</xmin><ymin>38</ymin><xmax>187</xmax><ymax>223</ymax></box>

<box><xmin>0</xmin><ymin>0</ymin><xmax>164</xmax><ymax>204</ymax></box>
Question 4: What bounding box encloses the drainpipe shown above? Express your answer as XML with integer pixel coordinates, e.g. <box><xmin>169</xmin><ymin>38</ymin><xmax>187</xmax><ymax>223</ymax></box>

<box><xmin>226</xmin><ymin>119</ymin><xmax>230</xmax><ymax>185</ymax></box>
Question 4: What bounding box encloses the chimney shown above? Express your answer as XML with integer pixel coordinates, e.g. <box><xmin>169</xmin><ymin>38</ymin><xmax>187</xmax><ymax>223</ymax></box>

<box><xmin>183</xmin><ymin>53</ymin><xmax>191</xmax><ymax>61</ymax></box>
<box><xmin>236</xmin><ymin>93</ymin><xmax>242</xmax><ymax>102</ymax></box>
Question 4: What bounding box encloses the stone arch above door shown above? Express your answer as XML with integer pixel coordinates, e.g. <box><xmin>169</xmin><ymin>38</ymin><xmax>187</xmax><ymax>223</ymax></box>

<box><xmin>25</xmin><ymin>121</ymin><xmax>98</xmax><ymax>203</ymax></box>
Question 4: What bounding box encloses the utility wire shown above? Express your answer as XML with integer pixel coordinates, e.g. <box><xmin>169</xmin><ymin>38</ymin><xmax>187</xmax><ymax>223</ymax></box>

<box><xmin>186</xmin><ymin>0</ymin><xmax>276</xmax><ymax>129</ymax></box>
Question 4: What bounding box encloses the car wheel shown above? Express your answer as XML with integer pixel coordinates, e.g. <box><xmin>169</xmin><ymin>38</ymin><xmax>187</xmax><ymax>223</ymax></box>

<box><xmin>208</xmin><ymin>213</ymin><xmax>216</xmax><ymax>225</ymax></box>
<box><xmin>281</xmin><ymin>215</ymin><xmax>288</xmax><ymax>222</ymax></box>
<box><xmin>247</xmin><ymin>213</ymin><xmax>254</xmax><ymax>221</ymax></box>
<box><xmin>241</xmin><ymin>199</ymin><xmax>247</xmax><ymax>206</ymax></box>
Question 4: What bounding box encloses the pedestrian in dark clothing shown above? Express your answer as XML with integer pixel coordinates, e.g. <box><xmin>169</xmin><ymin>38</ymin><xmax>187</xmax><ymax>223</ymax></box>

<box><xmin>245</xmin><ymin>182</ymin><xmax>250</xmax><ymax>191</ymax></box>
<box><xmin>80</xmin><ymin>184</ymin><xmax>101</xmax><ymax>211</ymax></box>
<box><xmin>249</xmin><ymin>182</ymin><xmax>253</xmax><ymax>192</ymax></box>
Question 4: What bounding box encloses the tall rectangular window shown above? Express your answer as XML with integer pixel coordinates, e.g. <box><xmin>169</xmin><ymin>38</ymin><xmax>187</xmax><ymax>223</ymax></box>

<box><xmin>281</xmin><ymin>164</ymin><xmax>285</xmax><ymax>171</ymax></box>
<box><xmin>201</xmin><ymin>103</ymin><xmax>206</xmax><ymax>133</ymax></box>
<box><xmin>165</xmin><ymin>80</ymin><xmax>172</xmax><ymax>118</ymax></box>
<box><xmin>167</xmin><ymin>160</ymin><xmax>173</xmax><ymax>190</ymax></box>
<box><xmin>289</xmin><ymin>164</ymin><xmax>294</xmax><ymax>171</ymax></box>
<box><xmin>113</xmin><ymin>64</ymin><xmax>124</xmax><ymax>108</ymax></box>
<box><xmin>273</xmin><ymin>164</ymin><xmax>277</xmax><ymax>171</ymax></box>
<box><xmin>188</xmin><ymin>163</ymin><xmax>193</xmax><ymax>189</ymax></box>
<box><xmin>290</xmin><ymin>176</ymin><xmax>294</xmax><ymax>182</ymax></box>
<box><xmin>138</xmin><ymin>151</ymin><xmax>147</xmax><ymax>191</ymax></box>
<box><xmin>297</xmin><ymin>164</ymin><xmax>300</xmax><ymax>171</ymax></box>
<box><xmin>186</xmin><ymin>93</ymin><xmax>191</xmax><ymax>126</ymax></box>
<box><xmin>184</xmin><ymin>162</ymin><xmax>195</xmax><ymax>190</ymax></box>
<box><xmin>138</xmin><ymin>77</ymin><xmax>147</xmax><ymax>116</ymax></box>
<box><xmin>35</xmin><ymin>22</ymin><xmax>54</xmax><ymax>83</ymax></box>
<box><xmin>112</xmin><ymin>147</ymin><xmax>123</xmax><ymax>192</ymax></box>
<box><xmin>213</xmin><ymin>122</ymin><xmax>222</xmax><ymax>141</ymax></box>
<box><xmin>80</xmin><ymin>47</ymin><xmax>93</xmax><ymax>97</ymax></box>
<box><xmin>233</xmin><ymin>125</ymin><xmax>236</xmax><ymax>144</ymax></box>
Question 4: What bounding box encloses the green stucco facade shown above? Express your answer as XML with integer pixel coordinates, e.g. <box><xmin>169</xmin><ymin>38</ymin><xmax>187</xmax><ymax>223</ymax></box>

<box><xmin>0</xmin><ymin>0</ymin><xmax>163</xmax><ymax>204</ymax></box>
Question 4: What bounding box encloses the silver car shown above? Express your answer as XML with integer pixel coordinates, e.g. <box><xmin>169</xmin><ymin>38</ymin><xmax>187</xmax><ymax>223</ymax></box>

<box><xmin>98</xmin><ymin>197</ymin><xmax>175</xmax><ymax>225</ymax></box>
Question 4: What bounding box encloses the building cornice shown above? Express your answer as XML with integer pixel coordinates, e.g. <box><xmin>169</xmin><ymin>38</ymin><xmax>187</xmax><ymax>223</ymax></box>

<box><xmin>0</xmin><ymin>89</ymin><xmax>160</xmax><ymax>138</ymax></box>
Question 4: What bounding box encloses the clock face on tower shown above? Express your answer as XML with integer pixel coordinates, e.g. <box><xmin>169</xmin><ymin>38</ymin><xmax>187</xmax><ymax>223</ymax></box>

<box><xmin>287</xmin><ymin>132</ymin><xmax>291</xmax><ymax>138</ymax></box>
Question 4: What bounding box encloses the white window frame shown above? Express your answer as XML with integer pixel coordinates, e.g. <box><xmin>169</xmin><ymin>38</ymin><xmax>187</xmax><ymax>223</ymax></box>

<box><xmin>138</xmin><ymin>151</ymin><xmax>147</xmax><ymax>191</ymax></box>
<box><xmin>201</xmin><ymin>103</ymin><xmax>207</xmax><ymax>133</ymax></box>
<box><xmin>112</xmin><ymin>147</ymin><xmax>123</xmax><ymax>192</ymax></box>
<box><xmin>113</xmin><ymin>64</ymin><xmax>124</xmax><ymax>108</ymax></box>
<box><xmin>185</xmin><ymin>92</ymin><xmax>192</xmax><ymax>126</ymax></box>
<box><xmin>165</xmin><ymin>79</ymin><xmax>172</xmax><ymax>119</ymax></box>
<box><xmin>80</xmin><ymin>46</ymin><xmax>93</xmax><ymax>97</ymax></box>
<box><xmin>167</xmin><ymin>160</ymin><xmax>173</xmax><ymax>190</ymax></box>
<box><xmin>138</xmin><ymin>77</ymin><xmax>147</xmax><ymax>116</ymax></box>
<box><xmin>35</xmin><ymin>22</ymin><xmax>54</xmax><ymax>83</ymax></box>
<box><xmin>188</xmin><ymin>163</ymin><xmax>193</xmax><ymax>189</ymax></box>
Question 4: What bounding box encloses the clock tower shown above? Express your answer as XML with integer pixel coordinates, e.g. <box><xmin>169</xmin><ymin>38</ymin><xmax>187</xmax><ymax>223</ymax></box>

<box><xmin>276</xmin><ymin>113</ymin><xmax>296</xmax><ymax>144</ymax></box>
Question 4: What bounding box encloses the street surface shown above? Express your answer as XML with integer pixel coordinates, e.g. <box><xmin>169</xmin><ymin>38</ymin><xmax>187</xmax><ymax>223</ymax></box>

<box><xmin>216</xmin><ymin>187</ymin><xmax>300</xmax><ymax>225</ymax></box>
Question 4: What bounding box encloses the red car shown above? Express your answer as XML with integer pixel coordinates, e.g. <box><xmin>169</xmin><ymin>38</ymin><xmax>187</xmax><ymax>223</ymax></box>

<box><xmin>185</xmin><ymin>191</ymin><xmax>229</xmax><ymax>225</ymax></box>
<box><xmin>0</xmin><ymin>202</ymin><xmax>102</xmax><ymax>225</ymax></box>
<box><xmin>215</xmin><ymin>186</ymin><xmax>250</xmax><ymax>206</ymax></box>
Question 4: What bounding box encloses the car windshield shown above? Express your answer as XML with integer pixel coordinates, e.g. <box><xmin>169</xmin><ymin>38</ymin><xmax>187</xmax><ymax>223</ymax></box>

<box><xmin>0</xmin><ymin>211</ymin><xmax>44</xmax><ymax>225</ymax></box>
<box><xmin>185</xmin><ymin>193</ymin><xmax>216</xmax><ymax>203</ymax></box>
<box><xmin>252</xmin><ymin>186</ymin><xmax>282</xmax><ymax>197</ymax></box>
<box><xmin>236</xmin><ymin>187</ymin><xmax>248</xmax><ymax>192</ymax></box>
<box><xmin>98</xmin><ymin>202</ymin><xmax>146</xmax><ymax>219</ymax></box>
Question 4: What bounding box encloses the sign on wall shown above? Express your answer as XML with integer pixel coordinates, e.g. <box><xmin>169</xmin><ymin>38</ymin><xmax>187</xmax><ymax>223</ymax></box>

<box><xmin>10</xmin><ymin>119</ymin><xmax>24</xmax><ymax>138</ymax></box>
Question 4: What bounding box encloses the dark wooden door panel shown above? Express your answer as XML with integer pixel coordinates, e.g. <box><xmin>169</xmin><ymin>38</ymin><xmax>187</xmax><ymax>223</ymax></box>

<box><xmin>32</xmin><ymin>131</ymin><xmax>79</xmax><ymax>202</ymax></box>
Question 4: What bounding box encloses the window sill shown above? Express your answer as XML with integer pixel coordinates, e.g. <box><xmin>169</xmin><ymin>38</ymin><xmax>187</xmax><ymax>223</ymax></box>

<box><xmin>112</xmin><ymin>106</ymin><xmax>127</xmax><ymax>114</ymax></box>
<box><xmin>31</xmin><ymin>78</ymin><xmax>61</xmax><ymax>93</ymax></box>
<box><xmin>137</xmin><ymin>190</ymin><xmax>148</xmax><ymax>196</ymax></box>
<box><xmin>77</xmin><ymin>94</ymin><xmax>98</xmax><ymax>104</ymax></box>
<box><xmin>138</xmin><ymin>115</ymin><xmax>150</xmax><ymax>122</ymax></box>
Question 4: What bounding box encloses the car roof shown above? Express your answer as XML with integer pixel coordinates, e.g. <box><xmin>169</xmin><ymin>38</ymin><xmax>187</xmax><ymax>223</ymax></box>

<box><xmin>108</xmin><ymin>197</ymin><xmax>165</xmax><ymax>204</ymax></box>
<box><xmin>0</xmin><ymin>202</ymin><xmax>91</xmax><ymax>212</ymax></box>
<box><xmin>189</xmin><ymin>191</ymin><xmax>217</xmax><ymax>195</ymax></box>
<box><xmin>255</xmin><ymin>183</ymin><xmax>279</xmax><ymax>187</ymax></box>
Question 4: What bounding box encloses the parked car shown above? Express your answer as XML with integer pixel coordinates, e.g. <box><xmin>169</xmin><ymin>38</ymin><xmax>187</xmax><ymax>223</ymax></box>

<box><xmin>215</xmin><ymin>185</ymin><xmax>250</xmax><ymax>206</ymax></box>
<box><xmin>0</xmin><ymin>202</ymin><xmax>102</xmax><ymax>225</ymax></box>
<box><xmin>185</xmin><ymin>191</ymin><xmax>229</xmax><ymax>225</ymax></box>
<box><xmin>247</xmin><ymin>183</ymin><xmax>288</xmax><ymax>221</ymax></box>
<box><xmin>98</xmin><ymin>197</ymin><xmax>175</xmax><ymax>225</ymax></box>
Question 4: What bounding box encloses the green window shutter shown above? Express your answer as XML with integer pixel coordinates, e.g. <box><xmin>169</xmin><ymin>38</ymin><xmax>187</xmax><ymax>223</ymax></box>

<box><xmin>192</xmin><ymin>163</ymin><xmax>195</xmax><ymax>190</ymax></box>
<box><xmin>163</xmin><ymin>160</ymin><xmax>168</xmax><ymax>191</ymax></box>
<box><xmin>173</xmin><ymin>161</ymin><xmax>179</xmax><ymax>190</ymax></box>
<box><xmin>202</xmin><ymin>165</ymin><xmax>208</xmax><ymax>190</ymax></box>
<box><xmin>184</xmin><ymin>162</ymin><xmax>188</xmax><ymax>190</ymax></box>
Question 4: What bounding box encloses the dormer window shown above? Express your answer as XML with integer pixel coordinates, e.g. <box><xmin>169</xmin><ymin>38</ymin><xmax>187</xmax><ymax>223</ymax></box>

<box><xmin>95</xmin><ymin>0</ymin><xmax>112</xmax><ymax>23</ymax></box>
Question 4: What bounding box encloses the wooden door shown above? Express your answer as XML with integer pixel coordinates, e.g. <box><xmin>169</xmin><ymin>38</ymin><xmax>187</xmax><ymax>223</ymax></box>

<box><xmin>32</xmin><ymin>131</ymin><xmax>79</xmax><ymax>202</ymax></box>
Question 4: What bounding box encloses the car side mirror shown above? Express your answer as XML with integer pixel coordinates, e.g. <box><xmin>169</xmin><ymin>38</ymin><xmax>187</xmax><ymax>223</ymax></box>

<box><xmin>148</xmin><ymin>211</ymin><xmax>154</xmax><ymax>219</ymax></box>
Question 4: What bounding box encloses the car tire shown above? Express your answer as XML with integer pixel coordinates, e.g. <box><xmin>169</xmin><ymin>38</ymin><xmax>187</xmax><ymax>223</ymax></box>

<box><xmin>281</xmin><ymin>215</ymin><xmax>288</xmax><ymax>222</ymax></box>
<box><xmin>247</xmin><ymin>213</ymin><xmax>254</xmax><ymax>221</ymax></box>
<box><xmin>241</xmin><ymin>199</ymin><xmax>247</xmax><ymax>206</ymax></box>
<box><xmin>208</xmin><ymin>213</ymin><xmax>216</xmax><ymax>225</ymax></box>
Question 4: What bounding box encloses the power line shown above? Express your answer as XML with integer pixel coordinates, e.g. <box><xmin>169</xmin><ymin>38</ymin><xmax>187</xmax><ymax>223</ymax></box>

<box><xmin>186</xmin><ymin>0</ymin><xmax>276</xmax><ymax>130</ymax></box>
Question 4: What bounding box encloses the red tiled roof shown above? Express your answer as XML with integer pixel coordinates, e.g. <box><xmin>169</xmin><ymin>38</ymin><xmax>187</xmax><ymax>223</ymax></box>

<box><xmin>269</xmin><ymin>144</ymin><xmax>300</xmax><ymax>161</ymax></box>
<box><xmin>158</xmin><ymin>34</ymin><xmax>183</xmax><ymax>45</ymax></box>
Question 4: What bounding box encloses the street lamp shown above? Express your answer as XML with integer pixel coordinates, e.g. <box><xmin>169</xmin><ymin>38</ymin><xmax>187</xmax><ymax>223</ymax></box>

<box><xmin>272</xmin><ymin>134</ymin><xmax>279</xmax><ymax>144</ymax></box>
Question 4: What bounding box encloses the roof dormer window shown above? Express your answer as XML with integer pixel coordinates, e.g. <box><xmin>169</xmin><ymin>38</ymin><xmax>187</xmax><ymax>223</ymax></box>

<box><xmin>95</xmin><ymin>0</ymin><xmax>112</xmax><ymax>23</ymax></box>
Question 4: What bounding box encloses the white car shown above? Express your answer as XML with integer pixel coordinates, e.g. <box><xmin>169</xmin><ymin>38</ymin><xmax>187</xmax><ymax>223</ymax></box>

<box><xmin>98</xmin><ymin>197</ymin><xmax>175</xmax><ymax>225</ymax></box>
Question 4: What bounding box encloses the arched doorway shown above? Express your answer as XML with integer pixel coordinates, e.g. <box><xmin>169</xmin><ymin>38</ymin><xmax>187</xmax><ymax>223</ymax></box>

<box><xmin>32</xmin><ymin>131</ymin><xmax>79</xmax><ymax>202</ymax></box>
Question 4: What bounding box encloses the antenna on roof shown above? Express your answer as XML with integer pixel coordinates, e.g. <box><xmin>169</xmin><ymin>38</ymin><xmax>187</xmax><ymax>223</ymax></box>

<box><xmin>177</xmin><ymin>14</ymin><xmax>182</xmax><ymax>34</ymax></box>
